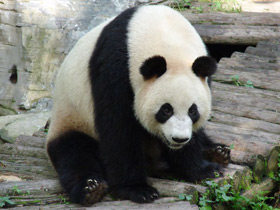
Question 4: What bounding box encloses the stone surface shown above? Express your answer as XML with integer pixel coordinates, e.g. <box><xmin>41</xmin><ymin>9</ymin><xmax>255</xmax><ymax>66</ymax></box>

<box><xmin>0</xmin><ymin>0</ymin><xmax>145</xmax><ymax>115</ymax></box>
<box><xmin>0</xmin><ymin>111</ymin><xmax>50</xmax><ymax>143</ymax></box>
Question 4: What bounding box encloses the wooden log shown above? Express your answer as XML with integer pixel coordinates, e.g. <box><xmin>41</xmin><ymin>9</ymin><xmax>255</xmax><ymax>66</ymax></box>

<box><xmin>0</xmin><ymin>160</ymin><xmax>56</xmax><ymax>179</ymax></box>
<box><xmin>211</xmin><ymin>82</ymin><xmax>280</xmax><ymax>124</ymax></box>
<box><xmin>206</xmin><ymin>122</ymin><xmax>278</xmax><ymax>165</ymax></box>
<box><xmin>14</xmin><ymin>135</ymin><xmax>46</xmax><ymax>149</ymax></box>
<box><xmin>266</xmin><ymin>146</ymin><xmax>280</xmax><ymax>176</ymax></box>
<box><xmin>210</xmin><ymin>111</ymin><xmax>280</xmax><ymax>135</ymax></box>
<box><xmin>194</xmin><ymin>25</ymin><xmax>280</xmax><ymax>45</ymax></box>
<box><xmin>181</xmin><ymin>12</ymin><xmax>280</xmax><ymax>27</ymax></box>
<box><xmin>241</xmin><ymin>178</ymin><xmax>276</xmax><ymax>201</ymax></box>
<box><xmin>0</xmin><ymin>144</ymin><xmax>47</xmax><ymax>159</ymax></box>
<box><xmin>0</xmin><ymin>179</ymin><xmax>62</xmax><ymax>196</ymax></box>
<box><xmin>7</xmin><ymin>198</ymin><xmax>199</xmax><ymax>210</ymax></box>
<box><xmin>0</xmin><ymin>154</ymin><xmax>51</xmax><ymax>166</ymax></box>
<box><xmin>252</xmin><ymin>155</ymin><xmax>265</xmax><ymax>183</ymax></box>
<box><xmin>221</xmin><ymin>52</ymin><xmax>280</xmax><ymax>71</ymax></box>
<box><xmin>214</xmin><ymin>65</ymin><xmax>280</xmax><ymax>91</ymax></box>
<box><xmin>246</xmin><ymin>46</ymin><xmax>280</xmax><ymax>58</ymax></box>
<box><xmin>214</xmin><ymin>164</ymin><xmax>252</xmax><ymax>192</ymax></box>
<box><xmin>179</xmin><ymin>12</ymin><xmax>280</xmax><ymax>44</ymax></box>
<box><xmin>257</xmin><ymin>40</ymin><xmax>280</xmax><ymax>52</ymax></box>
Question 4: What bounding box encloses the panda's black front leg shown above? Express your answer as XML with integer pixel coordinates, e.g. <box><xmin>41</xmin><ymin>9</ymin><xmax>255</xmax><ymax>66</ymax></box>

<box><xmin>166</xmin><ymin>134</ymin><xmax>223</xmax><ymax>182</ymax></box>
<box><xmin>197</xmin><ymin>129</ymin><xmax>231</xmax><ymax>166</ymax></box>
<box><xmin>98</xmin><ymin>124</ymin><xmax>159</xmax><ymax>203</ymax></box>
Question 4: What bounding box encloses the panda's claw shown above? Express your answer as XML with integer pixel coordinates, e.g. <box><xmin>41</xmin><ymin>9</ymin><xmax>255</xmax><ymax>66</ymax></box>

<box><xmin>153</xmin><ymin>193</ymin><xmax>159</xmax><ymax>199</ymax></box>
<box><xmin>205</xmin><ymin>145</ymin><xmax>231</xmax><ymax>166</ymax></box>
<box><xmin>87</xmin><ymin>179</ymin><xmax>93</xmax><ymax>185</ymax></box>
<box><xmin>85</xmin><ymin>186</ymin><xmax>90</xmax><ymax>193</ymax></box>
<box><xmin>81</xmin><ymin>178</ymin><xmax>108</xmax><ymax>206</ymax></box>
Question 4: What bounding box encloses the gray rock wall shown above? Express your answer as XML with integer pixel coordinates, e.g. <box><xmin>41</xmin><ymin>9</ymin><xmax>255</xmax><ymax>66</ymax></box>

<box><xmin>0</xmin><ymin>0</ymin><xmax>153</xmax><ymax>115</ymax></box>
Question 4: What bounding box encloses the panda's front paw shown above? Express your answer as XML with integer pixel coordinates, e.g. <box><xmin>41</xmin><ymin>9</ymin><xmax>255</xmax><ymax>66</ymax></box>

<box><xmin>81</xmin><ymin>179</ymin><xmax>108</xmax><ymax>206</ymax></box>
<box><xmin>205</xmin><ymin>145</ymin><xmax>231</xmax><ymax>166</ymax></box>
<box><xmin>111</xmin><ymin>184</ymin><xmax>159</xmax><ymax>203</ymax></box>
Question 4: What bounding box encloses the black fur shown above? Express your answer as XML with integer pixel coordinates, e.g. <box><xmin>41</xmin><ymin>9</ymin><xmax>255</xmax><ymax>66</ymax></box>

<box><xmin>155</xmin><ymin>103</ymin><xmax>173</xmax><ymax>124</ymax></box>
<box><xmin>47</xmin><ymin>131</ymin><xmax>107</xmax><ymax>205</ymax></box>
<box><xmin>140</xmin><ymin>56</ymin><xmax>167</xmax><ymax>80</ymax></box>
<box><xmin>192</xmin><ymin>56</ymin><xmax>217</xmax><ymax>78</ymax></box>
<box><xmin>188</xmin><ymin>103</ymin><xmax>200</xmax><ymax>124</ymax></box>
<box><xmin>164</xmin><ymin>129</ymin><xmax>223</xmax><ymax>182</ymax></box>
<box><xmin>88</xmin><ymin>7</ymin><xmax>159</xmax><ymax>203</ymax></box>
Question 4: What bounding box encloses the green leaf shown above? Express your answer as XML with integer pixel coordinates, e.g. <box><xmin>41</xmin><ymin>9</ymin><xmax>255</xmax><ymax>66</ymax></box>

<box><xmin>222</xmin><ymin>193</ymin><xmax>231</xmax><ymax>201</ymax></box>
<box><xmin>201</xmin><ymin>206</ymin><xmax>212</xmax><ymax>210</ymax></box>
<box><xmin>185</xmin><ymin>195</ymin><xmax>193</xmax><ymax>201</ymax></box>
<box><xmin>178</xmin><ymin>193</ymin><xmax>186</xmax><ymax>200</ymax></box>
<box><xmin>268</xmin><ymin>171</ymin><xmax>274</xmax><ymax>179</ymax></box>
<box><xmin>5</xmin><ymin>199</ymin><xmax>15</xmax><ymax>205</ymax></box>
<box><xmin>229</xmin><ymin>144</ymin><xmax>235</xmax><ymax>149</ymax></box>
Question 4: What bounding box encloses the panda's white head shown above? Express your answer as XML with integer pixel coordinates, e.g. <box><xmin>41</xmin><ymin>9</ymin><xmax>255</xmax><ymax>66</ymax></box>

<box><xmin>134</xmin><ymin>55</ymin><xmax>217</xmax><ymax>150</ymax></box>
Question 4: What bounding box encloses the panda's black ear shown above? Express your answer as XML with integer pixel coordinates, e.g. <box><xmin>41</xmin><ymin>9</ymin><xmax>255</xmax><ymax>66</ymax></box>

<box><xmin>140</xmin><ymin>56</ymin><xmax>167</xmax><ymax>80</ymax></box>
<box><xmin>192</xmin><ymin>56</ymin><xmax>217</xmax><ymax>78</ymax></box>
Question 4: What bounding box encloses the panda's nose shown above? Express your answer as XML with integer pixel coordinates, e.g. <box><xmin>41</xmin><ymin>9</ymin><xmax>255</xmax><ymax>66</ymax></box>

<box><xmin>172</xmin><ymin>137</ymin><xmax>189</xmax><ymax>143</ymax></box>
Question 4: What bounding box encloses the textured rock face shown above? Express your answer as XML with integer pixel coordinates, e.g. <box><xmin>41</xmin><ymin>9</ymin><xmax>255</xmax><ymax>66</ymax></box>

<box><xmin>0</xmin><ymin>0</ymin><xmax>143</xmax><ymax>115</ymax></box>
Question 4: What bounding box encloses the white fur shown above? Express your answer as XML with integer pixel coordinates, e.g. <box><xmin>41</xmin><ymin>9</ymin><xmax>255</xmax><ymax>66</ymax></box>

<box><xmin>47</xmin><ymin>18</ymin><xmax>114</xmax><ymax>142</ymax></box>
<box><xmin>128</xmin><ymin>6</ymin><xmax>211</xmax><ymax>147</ymax></box>
<box><xmin>161</xmin><ymin>115</ymin><xmax>192</xmax><ymax>149</ymax></box>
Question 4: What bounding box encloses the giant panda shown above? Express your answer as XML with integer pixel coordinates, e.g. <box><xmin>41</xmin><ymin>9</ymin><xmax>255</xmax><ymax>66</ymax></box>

<box><xmin>46</xmin><ymin>5</ymin><xmax>230</xmax><ymax>206</ymax></box>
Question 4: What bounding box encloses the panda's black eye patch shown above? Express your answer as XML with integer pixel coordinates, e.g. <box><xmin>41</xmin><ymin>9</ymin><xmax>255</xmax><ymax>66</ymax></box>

<box><xmin>188</xmin><ymin>104</ymin><xmax>200</xmax><ymax>123</ymax></box>
<box><xmin>155</xmin><ymin>103</ymin><xmax>173</xmax><ymax>124</ymax></box>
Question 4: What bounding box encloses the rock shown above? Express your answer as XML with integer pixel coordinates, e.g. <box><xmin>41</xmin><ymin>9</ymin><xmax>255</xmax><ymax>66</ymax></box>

<box><xmin>0</xmin><ymin>111</ymin><xmax>50</xmax><ymax>143</ymax></box>
<box><xmin>0</xmin><ymin>0</ymin><xmax>148</xmax><ymax>115</ymax></box>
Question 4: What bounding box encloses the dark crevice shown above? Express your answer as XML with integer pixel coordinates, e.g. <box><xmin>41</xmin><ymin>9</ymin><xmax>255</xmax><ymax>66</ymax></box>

<box><xmin>206</xmin><ymin>43</ymin><xmax>256</xmax><ymax>62</ymax></box>
<box><xmin>9</xmin><ymin>65</ymin><xmax>18</xmax><ymax>84</ymax></box>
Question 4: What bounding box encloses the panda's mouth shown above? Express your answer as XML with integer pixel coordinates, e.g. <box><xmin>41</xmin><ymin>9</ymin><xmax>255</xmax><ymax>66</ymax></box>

<box><xmin>162</xmin><ymin>137</ymin><xmax>185</xmax><ymax>150</ymax></box>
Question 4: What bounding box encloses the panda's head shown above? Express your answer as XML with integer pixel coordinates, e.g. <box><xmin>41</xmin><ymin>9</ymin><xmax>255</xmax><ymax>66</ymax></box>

<box><xmin>134</xmin><ymin>55</ymin><xmax>217</xmax><ymax>150</ymax></box>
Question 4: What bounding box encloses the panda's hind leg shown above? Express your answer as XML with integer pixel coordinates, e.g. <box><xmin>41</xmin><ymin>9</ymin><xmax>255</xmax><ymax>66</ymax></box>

<box><xmin>47</xmin><ymin>131</ymin><xmax>108</xmax><ymax>206</ymax></box>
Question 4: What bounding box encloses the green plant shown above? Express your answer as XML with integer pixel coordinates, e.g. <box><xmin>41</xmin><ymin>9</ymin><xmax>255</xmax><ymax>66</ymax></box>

<box><xmin>0</xmin><ymin>196</ymin><xmax>15</xmax><ymax>207</ymax></box>
<box><xmin>172</xmin><ymin>0</ymin><xmax>192</xmax><ymax>11</ymax></box>
<box><xmin>11</xmin><ymin>186</ymin><xmax>30</xmax><ymax>196</ymax></box>
<box><xmin>11</xmin><ymin>186</ymin><xmax>22</xmax><ymax>196</ymax></box>
<box><xmin>191</xmin><ymin>5</ymin><xmax>204</xmax><ymax>13</ymax></box>
<box><xmin>230</xmin><ymin>75</ymin><xmax>254</xmax><ymax>88</ymax></box>
<box><xmin>211</xmin><ymin>0</ymin><xmax>242</xmax><ymax>13</ymax></box>
<box><xmin>268</xmin><ymin>153</ymin><xmax>280</xmax><ymax>182</ymax></box>
<box><xmin>58</xmin><ymin>195</ymin><xmax>71</xmax><ymax>204</ymax></box>
<box><xmin>198</xmin><ymin>179</ymin><xmax>280</xmax><ymax>209</ymax></box>
<box><xmin>178</xmin><ymin>193</ymin><xmax>193</xmax><ymax>201</ymax></box>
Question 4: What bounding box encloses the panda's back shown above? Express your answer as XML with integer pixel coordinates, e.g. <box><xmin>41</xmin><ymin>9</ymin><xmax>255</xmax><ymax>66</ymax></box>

<box><xmin>47</xmin><ymin>19</ymin><xmax>113</xmax><ymax>141</ymax></box>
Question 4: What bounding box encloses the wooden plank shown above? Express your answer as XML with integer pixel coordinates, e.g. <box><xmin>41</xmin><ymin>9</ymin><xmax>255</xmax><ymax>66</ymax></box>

<box><xmin>222</xmin><ymin>52</ymin><xmax>279</xmax><ymax>71</ymax></box>
<box><xmin>257</xmin><ymin>40</ymin><xmax>280</xmax><ymax>52</ymax></box>
<box><xmin>181</xmin><ymin>12</ymin><xmax>280</xmax><ymax>26</ymax></box>
<box><xmin>210</xmin><ymin>111</ymin><xmax>280</xmax><ymax>135</ymax></box>
<box><xmin>205</xmin><ymin>122</ymin><xmax>278</xmax><ymax>165</ymax></box>
<box><xmin>211</xmin><ymin>82</ymin><xmax>280</xmax><ymax>123</ymax></box>
<box><xmin>194</xmin><ymin>24</ymin><xmax>280</xmax><ymax>45</ymax></box>
<box><xmin>7</xmin><ymin>199</ymin><xmax>199</xmax><ymax>210</ymax></box>
<box><xmin>179</xmin><ymin>12</ymin><xmax>280</xmax><ymax>44</ymax></box>
<box><xmin>214</xmin><ymin>67</ymin><xmax>280</xmax><ymax>91</ymax></box>
<box><xmin>245</xmin><ymin>46</ymin><xmax>280</xmax><ymax>58</ymax></box>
